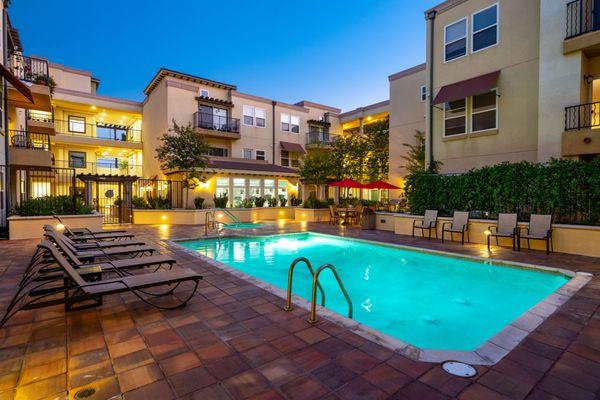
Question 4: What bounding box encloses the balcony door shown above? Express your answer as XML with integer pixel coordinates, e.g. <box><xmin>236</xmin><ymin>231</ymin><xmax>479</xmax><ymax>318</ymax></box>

<box><xmin>213</xmin><ymin>108</ymin><xmax>227</xmax><ymax>130</ymax></box>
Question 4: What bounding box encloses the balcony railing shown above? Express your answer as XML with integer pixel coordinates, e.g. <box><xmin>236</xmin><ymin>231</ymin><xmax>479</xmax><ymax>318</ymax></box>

<box><xmin>27</xmin><ymin>110</ymin><xmax>54</xmax><ymax>123</ymax></box>
<box><xmin>566</xmin><ymin>0</ymin><xmax>598</xmax><ymax>39</ymax></box>
<box><xmin>9</xmin><ymin>130</ymin><xmax>51</xmax><ymax>151</ymax></box>
<box><xmin>54</xmin><ymin>119</ymin><xmax>142</xmax><ymax>143</ymax></box>
<box><xmin>565</xmin><ymin>101</ymin><xmax>600</xmax><ymax>130</ymax></box>
<box><xmin>306</xmin><ymin>132</ymin><xmax>338</xmax><ymax>146</ymax></box>
<box><xmin>193</xmin><ymin>112</ymin><xmax>240</xmax><ymax>134</ymax></box>
<box><xmin>54</xmin><ymin>160</ymin><xmax>142</xmax><ymax>176</ymax></box>
<box><xmin>8</xmin><ymin>54</ymin><xmax>50</xmax><ymax>84</ymax></box>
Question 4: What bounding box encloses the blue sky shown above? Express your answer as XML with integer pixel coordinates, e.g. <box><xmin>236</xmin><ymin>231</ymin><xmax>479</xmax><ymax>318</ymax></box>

<box><xmin>10</xmin><ymin>0</ymin><xmax>439</xmax><ymax>112</ymax></box>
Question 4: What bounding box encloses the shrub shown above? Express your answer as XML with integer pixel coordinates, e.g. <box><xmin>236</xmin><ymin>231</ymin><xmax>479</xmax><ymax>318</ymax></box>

<box><xmin>279</xmin><ymin>195</ymin><xmax>287</xmax><ymax>207</ymax></box>
<box><xmin>214</xmin><ymin>193</ymin><xmax>228</xmax><ymax>208</ymax></box>
<box><xmin>289</xmin><ymin>194</ymin><xmax>301</xmax><ymax>207</ymax></box>
<box><xmin>404</xmin><ymin>159</ymin><xmax>600</xmax><ymax>225</ymax></box>
<box><xmin>132</xmin><ymin>196</ymin><xmax>149</xmax><ymax>209</ymax></box>
<box><xmin>302</xmin><ymin>195</ymin><xmax>329</xmax><ymax>209</ymax></box>
<box><xmin>194</xmin><ymin>197</ymin><xmax>205</xmax><ymax>209</ymax></box>
<box><xmin>268</xmin><ymin>197</ymin><xmax>278</xmax><ymax>207</ymax></box>
<box><xmin>254</xmin><ymin>197</ymin><xmax>266</xmax><ymax>207</ymax></box>
<box><xmin>242</xmin><ymin>198</ymin><xmax>254</xmax><ymax>208</ymax></box>
<box><xmin>132</xmin><ymin>195</ymin><xmax>171</xmax><ymax>209</ymax></box>
<box><xmin>13</xmin><ymin>195</ymin><xmax>93</xmax><ymax>216</ymax></box>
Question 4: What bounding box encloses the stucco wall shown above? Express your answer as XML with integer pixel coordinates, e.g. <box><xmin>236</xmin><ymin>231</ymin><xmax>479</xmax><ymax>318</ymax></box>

<box><xmin>8</xmin><ymin>214</ymin><xmax>104</xmax><ymax>240</ymax></box>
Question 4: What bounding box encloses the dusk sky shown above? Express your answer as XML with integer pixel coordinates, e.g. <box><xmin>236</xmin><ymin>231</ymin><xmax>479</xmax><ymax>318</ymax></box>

<box><xmin>11</xmin><ymin>0</ymin><xmax>439</xmax><ymax>112</ymax></box>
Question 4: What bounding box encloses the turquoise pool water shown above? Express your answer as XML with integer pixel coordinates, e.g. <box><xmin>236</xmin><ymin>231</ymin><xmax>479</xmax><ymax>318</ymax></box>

<box><xmin>223</xmin><ymin>223</ymin><xmax>262</xmax><ymax>229</ymax></box>
<box><xmin>179</xmin><ymin>232</ymin><xmax>568</xmax><ymax>350</ymax></box>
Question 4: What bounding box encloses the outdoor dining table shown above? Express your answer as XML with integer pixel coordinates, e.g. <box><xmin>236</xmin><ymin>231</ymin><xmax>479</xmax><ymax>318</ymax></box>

<box><xmin>337</xmin><ymin>207</ymin><xmax>358</xmax><ymax>225</ymax></box>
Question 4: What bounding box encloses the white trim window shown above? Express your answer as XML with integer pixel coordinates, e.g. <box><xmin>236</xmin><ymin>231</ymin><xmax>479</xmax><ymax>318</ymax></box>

<box><xmin>290</xmin><ymin>115</ymin><xmax>300</xmax><ymax>133</ymax></box>
<box><xmin>256</xmin><ymin>150</ymin><xmax>266</xmax><ymax>161</ymax></box>
<box><xmin>443</xmin><ymin>99</ymin><xmax>467</xmax><ymax>136</ymax></box>
<box><xmin>200</xmin><ymin>89</ymin><xmax>209</xmax><ymax>97</ymax></box>
<box><xmin>472</xmin><ymin>4</ymin><xmax>498</xmax><ymax>53</ymax></box>
<box><xmin>255</xmin><ymin>108</ymin><xmax>266</xmax><ymax>127</ymax></box>
<box><xmin>243</xmin><ymin>148</ymin><xmax>253</xmax><ymax>159</ymax></box>
<box><xmin>420</xmin><ymin>85</ymin><xmax>427</xmax><ymax>102</ymax></box>
<box><xmin>444</xmin><ymin>18</ymin><xmax>468</xmax><ymax>62</ymax></box>
<box><xmin>471</xmin><ymin>90</ymin><xmax>497</xmax><ymax>132</ymax></box>
<box><xmin>281</xmin><ymin>113</ymin><xmax>290</xmax><ymax>131</ymax></box>
<box><xmin>243</xmin><ymin>105</ymin><xmax>254</xmax><ymax>126</ymax></box>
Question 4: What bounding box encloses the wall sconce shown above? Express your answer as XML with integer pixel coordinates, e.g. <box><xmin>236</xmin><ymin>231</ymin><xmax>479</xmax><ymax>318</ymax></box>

<box><xmin>585</xmin><ymin>75</ymin><xmax>595</xmax><ymax>85</ymax></box>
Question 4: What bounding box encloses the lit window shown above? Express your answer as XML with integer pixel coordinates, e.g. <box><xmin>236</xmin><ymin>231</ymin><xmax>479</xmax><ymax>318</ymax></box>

<box><xmin>471</xmin><ymin>90</ymin><xmax>497</xmax><ymax>132</ymax></box>
<box><xmin>255</xmin><ymin>108</ymin><xmax>266</xmax><ymax>127</ymax></box>
<box><xmin>472</xmin><ymin>4</ymin><xmax>498</xmax><ymax>53</ymax></box>
<box><xmin>420</xmin><ymin>85</ymin><xmax>427</xmax><ymax>102</ymax></box>
<box><xmin>281</xmin><ymin>113</ymin><xmax>290</xmax><ymax>131</ymax></box>
<box><xmin>445</xmin><ymin>19</ymin><xmax>467</xmax><ymax>62</ymax></box>
<box><xmin>68</xmin><ymin>151</ymin><xmax>86</xmax><ymax>168</ymax></box>
<box><xmin>256</xmin><ymin>150</ymin><xmax>266</xmax><ymax>161</ymax></box>
<box><xmin>68</xmin><ymin>116</ymin><xmax>86</xmax><ymax>133</ymax></box>
<box><xmin>444</xmin><ymin>99</ymin><xmax>466</xmax><ymax>136</ymax></box>
<box><xmin>281</xmin><ymin>150</ymin><xmax>290</xmax><ymax>166</ymax></box>
<box><xmin>243</xmin><ymin>105</ymin><xmax>254</xmax><ymax>126</ymax></box>
<box><xmin>290</xmin><ymin>115</ymin><xmax>300</xmax><ymax>133</ymax></box>
<box><xmin>243</xmin><ymin>149</ymin><xmax>253</xmax><ymax>159</ymax></box>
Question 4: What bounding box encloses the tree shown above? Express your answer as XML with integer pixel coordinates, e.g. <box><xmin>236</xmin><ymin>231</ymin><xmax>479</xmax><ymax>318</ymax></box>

<box><xmin>363</xmin><ymin>117</ymin><xmax>389</xmax><ymax>181</ymax></box>
<box><xmin>401</xmin><ymin>130</ymin><xmax>441</xmax><ymax>175</ymax></box>
<box><xmin>155</xmin><ymin>120</ymin><xmax>211</xmax><ymax>207</ymax></box>
<box><xmin>298</xmin><ymin>150</ymin><xmax>335</xmax><ymax>186</ymax></box>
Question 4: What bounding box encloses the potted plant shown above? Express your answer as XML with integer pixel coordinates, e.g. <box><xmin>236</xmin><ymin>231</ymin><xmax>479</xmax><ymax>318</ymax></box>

<box><xmin>213</xmin><ymin>193</ymin><xmax>228</xmax><ymax>208</ymax></box>
<box><xmin>194</xmin><ymin>197</ymin><xmax>205</xmax><ymax>209</ymax></box>
<box><xmin>254</xmin><ymin>197</ymin><xmax>266</xmax><ymax>207</ymax></box>
<box><xmin>268</xmin><ymin>197</ymin><xmax>278</xmax><ymax>207</ymax></box>
<box><xmin>279</xmin><ymin>195</ymin><xmax>287</xmax><ymax>207</ymax></box>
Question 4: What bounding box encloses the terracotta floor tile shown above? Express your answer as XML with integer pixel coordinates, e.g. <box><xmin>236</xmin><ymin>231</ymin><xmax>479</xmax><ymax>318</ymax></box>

<box><xmin>294</xmin><ymin>327</ymin><xmax>330</xmax><ymax>345</ymax></box>
<box><xmin>14</xmin><ymin>374</ymin><xmax>66</xmax><ymax>400</ymax></box>
<box><xmin>280</xmin><ymin>375</ymin><xmax>329</xmax><ymax>400</ymax></box>
<box><xmin>0</xmin><ymin>373</ymin><xmax>18</xmax><ymax>392</ymax></box>
<box><xmin>336</xmin><ymin>377</ymin><xmax>388</xmax><ymax>400</ymax></box>
<box><xmin>195</xmin><ymin>342</ymin><xmax>233</xmax><ymax>362</ymax></box>
<box><xmin>19</xmin><ymin>358</ymin><xmax>67</xmax><ymax>386</ymax></box>
<box><xmin>205</xmin><ymin>355</ymin><xmax>249</xmax><ymax>380</ymax></box>
<box><xmin>364</xmin><ymin>363</ymin><xmax>412</xmax><ymax>395</ymax></box>
<box><xmin>241</xmin><ymin>344</ymin><xmax>279</xmax><ymax>368</ymax></box>
<box><xmin>159</xmin><ymin>351</ymin><xmax>202</xmax><ymax>376</ymax></box>
<box><xmin>271</xmin><ymin>335</ymin><xmax>307</xmax><ymax>355</ymax></box>
<box><xmin>23</xmin><ymin>346</ymin><xmax>66</xmax><ymax>369</ymax></box>
<box><xmin>257</xmin><ymin>357</ymin><xmax>302</xmax><ymax>386</ymax></box>
<box><xmin>68</xmin><ymin>348</ymin><xmax>109</xmax><ymax>371</ymax></box>
<box><xmin>68</xmin><ymin>336</ymin><xmax>105</xmax><ymax>357</ymax></box>
<box><xmin>69</xmin><ymin>376</ymin><xmax>120</xmax><ymax>400</ymax></box>
<box><xmin>168</xmin><ymin>366</ymin><xmax>217</xmax><ymax>397</ymax></box>
<box><xmin>223</xmin><ymin>370</ymin><xmax>271</xmax><ymax>399</ymax></box>
<box><xmin>117</xmin><ymin>363</ymin><xmax>163</xmax><ymax>393</ymax></box>
<box><xmin>392</xmin><ymin>380</ymin><xmax>449</xmax><ymax>400</ymax></box>
<box><xmin>108</xmin><ymin>337</ymin><xmax>147</xmax><ymax>359</ymax></box>
<box><xmin>112</xmin><ymin>349</ymin><xmax>154</xmax><ymax>374</ymax></box>
<box><xmin>289</xmin><ymin>346</ymin><xmax>329</xmax><ymax>371</ymax></box>
<box><xmin>123</xmin><ymin>379</ymin><xmax>174</xmax><ymax>400</ymax></box>
<box><xmin>68</xmin><ymin>360</ymin><xmax>114</xmax><ymax>389</ymax></box>
<box><xmin>312</xmin><ymin>361</ymin><xmax>357</xmax><ymax>390</ymax></box>
<box><xmin>183</xmin><ymin>383</ymin><xmax>233</xmax><ymax>400</ymax></box>
<box><xmin>457</xmin><ymin>383</ymin><xmax>511</xmax><ymax>400</ymax></box>
<box><xmin>386</xmin><ymin>355</ymin><xmax>434</xmax><ymax>379</ymax></box>
<box><xmin>337</xmin><ymin>349</ymin><xmax>379</xmax><ymax>374</ymax></box>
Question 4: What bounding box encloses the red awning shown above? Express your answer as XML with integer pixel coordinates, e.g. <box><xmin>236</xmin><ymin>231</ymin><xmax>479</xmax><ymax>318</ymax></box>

<box><xmin>328</xmin><ymin>179</ymin><xmax>365</xmax><ymax>188</ymax></box>
<box><xmin>363</xmin><ymin>180</ymin><xmax>400</xmax><ymax>190</ymax></box>
<box><xmin>0</xmin><ymin>63</ymin><xmax>34</xmax><ymax>103</ymax></box>
<box><xmin>280</xmin><ymin>141</ymin><xmax>306</xmax><ymax>154</ymax></box>
<box><xmin>432</xmin><ymin>70</ymin><xmax>500</xmax><ymax>105</ymax></box>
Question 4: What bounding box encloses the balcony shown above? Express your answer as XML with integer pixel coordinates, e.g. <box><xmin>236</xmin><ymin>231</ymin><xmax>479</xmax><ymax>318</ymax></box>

<box><xmin>8</xmin><ymin>130</ymin><xmax>53</xmax><ymax>168</ymax></box>
<box><xmin>564</xmin><ymin>0</ymin><xmax>600</xmax><ymax>55</ymax></box>
<box><xmin>306</xmin><ymin>132</ymin><xmax>338</xmax><ymax>149</ymax></box>
<box><xmin>8</xmin><ymin>54</ymin><xmax>50</xmax><ymax>84</ymax></box>
<box><xmin>192</xmin><ymin>112</ymin><xmax>240</xmax><ymax>139</ymax></box>
<box><xmin>53</xmin><ymin>119</ymin><xmax>143</xmax><ymax>149</ymax></box>
<box><xmin>54</xmin><ymin>160</ymin><xmax>143</xmax><ymax>177</ymax></box>
<box><xmin>563</xmin><ymin>102</ymin><xmax>600</xmax><ymax>156</ymax></box>
<box><xmin>6</xmin><ymin>55</ymin><xmax>52</xmax><ymax>111</ymax></box>
<box><xmin>27</xmin><ymin>110</ymin><xmax>55</xmax><ymax>134</ymax></box>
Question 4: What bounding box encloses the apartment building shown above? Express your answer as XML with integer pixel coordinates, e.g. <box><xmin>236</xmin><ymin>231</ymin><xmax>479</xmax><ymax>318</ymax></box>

<box><xmin>142</xmin><ymin>68</ymin><xmax>342</xmax><ymax>206</ymax></box>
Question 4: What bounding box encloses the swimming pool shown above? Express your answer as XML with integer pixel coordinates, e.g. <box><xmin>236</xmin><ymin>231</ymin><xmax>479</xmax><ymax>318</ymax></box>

<box><xmin>178</xmin><ymin>232</ymin><xmax>570</xmax><ymax>351</ymax></box>
<box><xmin>222</xmin><ymin>222</ymin><xmax>262</xmax><ymax>229</ymax></box>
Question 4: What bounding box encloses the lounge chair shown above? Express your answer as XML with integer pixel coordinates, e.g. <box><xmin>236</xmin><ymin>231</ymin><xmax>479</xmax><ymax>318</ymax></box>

<box><xmin>441</xmin><ymin>211</ymin><xmax>470</xmax><ymax>244</ymax></box>
<box><xmin>412</xmin><ymin>210</ymin><xmax>439</xmax><ymax>240</ymax></box>
<box><xmin>519</xmin><ymin>214</ymin><xmax>553</xmax><ymax>254</ymax></box>
<box><xmin>53</xmin><ymin>215</ymin><xmax>128</xmax><ymax>237</ymax></box>
<box><xmin>0</xmin><ymin>241</ymin><xmax>201</xmax><ymax>327</ymax></box>
<box><xmin>43</xmin><ymin>226</ymin><xmax>145</xmax><ymax>249</ymax></box>
<box><xmin>329</xmin><ymin>205</ymin><xmax>340</xmax><ymax>225</ymax></box>
<box><xmin>487</xmin><ymin>213</ymin><xmax>518</xmax><ymax>251</ymax></box>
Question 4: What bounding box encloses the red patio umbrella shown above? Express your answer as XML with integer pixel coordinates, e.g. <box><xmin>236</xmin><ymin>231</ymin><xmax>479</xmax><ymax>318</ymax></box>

<box><xmin>363</xmin><ymin>180</ymin><xmax>400</xmax><ymax>189</ymax></box>
<box><xmin>328</xmin><ymin>179</ymin><xmax>365</xmax><ymax>188</ymax></box>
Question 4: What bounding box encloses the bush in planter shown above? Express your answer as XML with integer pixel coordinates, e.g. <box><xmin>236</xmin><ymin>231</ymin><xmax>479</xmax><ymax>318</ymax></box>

<box><xmin>14</xmin><ymin>195</ymin><xmax>93</xmax><ymax>216</ymax></box>
<box><xmin>279</xmin><ymin>195</ymin><xmax>287</xmax><ymax>207</ymax></box>
<box><xmin>289</xmin><ymin>194</ymin><xmax>301</xmax><ymax>207</ymax></box>
<box><xmin>194</xmin><ymin>197</ymin><xmax>205</xmax><ymax>209</ymax></box>
<box><xmin>242</xmin><ymin>198</ymin><xmax>254</xmax><ymax>208</ymax></box>
<box><xmin>268</xmin><ymin>197</ymin><xmax>278</xmax><ymax>207</ymax></box>
<box><xmin>302</xmin><ymin>195</ymin><xmax>328</xmax><ymax>209</ymax></box>
<box><xmin>214</xmin><ymin>193</ymin><xmax>228</xmax><ymax>208</ymax></box>
<box><xmin>132</xmin><ymin>196</ymin><xmax>150</xmax><ymax>209</ymax></box>
<box><xmin>147</xmin><ymin>196</ymin><xmax>171</xmax><ymax>209</ymax></box>
<box><xmin>254</xmin><ymin>197</ymin><xmax>266</xmax><ymax>207</ymax></box>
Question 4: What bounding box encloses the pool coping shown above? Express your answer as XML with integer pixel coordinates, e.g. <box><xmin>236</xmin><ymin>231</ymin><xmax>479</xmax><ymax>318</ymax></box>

<box><xmin>168</xmin><ymin>231</ymin><xmax>593</xmax><ymax>366</ymax></box>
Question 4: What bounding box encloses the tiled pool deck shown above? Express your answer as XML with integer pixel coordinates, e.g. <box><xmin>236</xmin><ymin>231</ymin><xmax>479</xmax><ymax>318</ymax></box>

<box><xmin>0</xmin><ymin>222</ymin><xmax>598</xmax><ymax>400</ymax></box>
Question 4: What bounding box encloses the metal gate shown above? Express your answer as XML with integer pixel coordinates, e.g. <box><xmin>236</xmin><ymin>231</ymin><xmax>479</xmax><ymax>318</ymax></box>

<box><xmin>79</xmin><ymin>174</ymin><xmax>137</xmax><ymax>225</ymax></box>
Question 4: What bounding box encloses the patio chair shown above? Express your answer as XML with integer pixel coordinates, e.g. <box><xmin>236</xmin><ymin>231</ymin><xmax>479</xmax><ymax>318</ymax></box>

<box><xmin>329</xmin><ymin>205</ymin><xmax>340</xmax><ymax>225</ymax></box>
<box><xmin>412</xmin><ymin>210</ymin><xmax>439</xmax><ymax>240</ymax></box>
<box><xmin>352</xmin><ymin>204</ymin><xmax>364</xmax><ymax>225</ymax></box>
<box><xmin>519</xmin><ymin>214</ymin><xmax>553</xmax><ymax>254</ymax></box>
<box><xmin>0</xmin><ymin>241</ymin><xmax>201</xmax><ymax>327</ymax></box>
<box><xmin>487</xmin><ymin>213</ymin><xmax>518</xmax><ymax>251</ymax></box>
<box><xmin>43</xmin><ymin>226</ymin><xmax>145</xmax><ymax>249</ymax></box>
<box><xmin>441</xmin><ymin>211</ymin><xmax>470</xmax><ymax>244</ymax></box>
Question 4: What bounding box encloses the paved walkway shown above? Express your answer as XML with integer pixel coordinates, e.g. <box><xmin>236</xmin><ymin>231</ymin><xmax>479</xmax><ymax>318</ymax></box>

<box><xmin>0</xmin><ymin>222</ymin><xmax>598</xmax><ymax>400</ymax></box>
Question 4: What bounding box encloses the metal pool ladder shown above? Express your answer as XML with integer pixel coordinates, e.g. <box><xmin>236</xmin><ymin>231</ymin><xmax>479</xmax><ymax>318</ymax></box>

<box><xmin>204</xmin><ymin>211</ymin><xmax>222</xmax><ymax>243</ymax></box>
<box><xmin>284</xmin><ymin>257</ymin><xmax>353</xmax><ymax>324</ymax></box>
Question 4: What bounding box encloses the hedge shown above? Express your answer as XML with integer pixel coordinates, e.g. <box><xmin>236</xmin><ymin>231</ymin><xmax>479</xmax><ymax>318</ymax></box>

<box><xmin>404</xmin><ymin>159</ymin><xmax>600</xmax><ymax>225</ymax></box>
<box><xmin>13</xmin><ymin>195</ymin><xmax>94</xmax><ymax>217</ymax></box>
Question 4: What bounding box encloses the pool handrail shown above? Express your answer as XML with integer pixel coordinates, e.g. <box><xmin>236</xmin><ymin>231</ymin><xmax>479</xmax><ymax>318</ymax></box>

<box><xmin>217</xmin><ymin>208</ymin><xmax>243</xmax><ymax>224</ymax></box>
<box><xmin>308</xmin><ymin>263</ymin><xmax>353</xmax><ymax>324</ymax></box>
<box><xmin>284</xmin><ymin>257</ymin><xmax>326</xmax><ymax>312</ymax></box>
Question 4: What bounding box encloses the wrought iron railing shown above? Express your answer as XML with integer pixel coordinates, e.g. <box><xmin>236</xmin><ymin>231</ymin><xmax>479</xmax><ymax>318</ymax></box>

<box><xmin>193</xmin><ymin>112</ymin><xmax>240</xmax><ymax>133</ymax></box>
<box><xmin>53</xmin><ymin>160</ymin><xmax>142</xmax><ymax>176</ymax></box>
<box><xmin>27</xmin><ymin>110</ymin><xmax>54</xmax><ymax>123</ymax></box>
<box><xmin>565</xmin><ymin>101</ymin><xmax>600</xmax><ymax>130</ymax></box>
<box><xmin>306</xmin><ymin>132</ymin><xmax>338</xmax><ymax>146</ymax></box>
<box><xmin>53</xmin><ymin>119</ymin><xmax>142</xmax><ymax>143</ymax></box>
<box><xmin>566</xmin><ymin>0</ymin><xmax>597</xmax><ymax>39</ymax></box>
<box><xmin>9</xmin><ymin>130</ymin><xmax>51</xmax><ymax>151</ymax></box>
<box><xmin>8</xmin><ymin>55</ymin><xmax>50</xmax><ymax>83</ymax></box>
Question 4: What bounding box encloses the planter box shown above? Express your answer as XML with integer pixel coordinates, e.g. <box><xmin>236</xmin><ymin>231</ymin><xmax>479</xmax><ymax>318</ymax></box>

<box><xmin>376</xmin><ymin>212</ymin><xmax>600</xmax><ymax>258</ymax></box>
<box><xmin>133</xmin><ymin>207</ymin><xmax>296</xmax><ymax>225</ymax></box>
<box><xmin>8</xmin><ymin>214</ymin><xmax>104</xmax><ymax>240</ymax></box>
<box><xmin>294</xmin><ymin>208</ymin><xmax>330</xmax><ymax>222</ymax></box>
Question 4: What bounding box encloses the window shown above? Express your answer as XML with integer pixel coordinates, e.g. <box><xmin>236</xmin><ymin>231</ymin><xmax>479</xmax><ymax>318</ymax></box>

<box><xmin>243</xmin><ymin>149</ymin><xmax>253</xmax><ymax>159</ymax></box>
<box><xmin>255</xmin><ymin>108</ymin><xmax>266</xmax><ymax>127</ymax></box>
<box><xmin>256</xmin><ymin>150</ymin><xmax>266</xmax><ymax>161</ymax></box>
<box><xmin>208</xmin><ymin>147</ymin><xmax>228</xmax><ymax>157</ymax></box>
<box><xmin>420</xmin><ymin>85</ymin><xmax>427</xmax><ymax>102</ymax></box>
<box><xmin>472</xmin><ymin>4</ymin><xmax>498</xmax><ymax>53</ymax></box>
<box><xmin>281</xmin><ymin>113</ymin><xmax>290</xmax><ymax>131</ymax></box>
<box><xmin>232</xmin><ymin>178</ymin><xmax>246</xmax><ymax>206</ymax></box>
<box><xmin>264</xmin><ymin>179</ymin><xmax>275</xmax><ymax>204</ymax></box>
<box><xmin>68</xmin><ymin>116</ymin><xmax>86</xmax><ymax>133</ymax></box>
<box><xmin>445</xmin><ymin>18</ymin><xmax>467</xmax><ymax>62</ymax></box>
<box><xmin>249</xmin><ymin>179</ymin><xmax>261</xmax><ymax>201</ymax></box>
<box><xmin>290</xmin><ymin>115</ymin><xmax>300</xmax><ymax>133</ymax></box>
<box><xmin>444</xmin><ymin>99</ymin><xmax>467</xmax><ymax>136</ymax></box>
<box><xmin>281</xmin><ymin>150</ymin><xmax>290</xmax><ymax>166</ymax></box>
<box><xmin>278</xmin><ymin>180</ymin><xmax>288</xmax><ymax>202</ymax></box>
<box><xmin>216</xmin><ymin>177</ymin><xmax>230</xmax><ymax>203</ymax></box>
<box><xmin>68</xmin><ymin>151</ymin><xmax>86</xmax><ymax>168</ymax></box>
<box><xmin>471</xmin><ymin>90</ymin><xmax>497</xmax><ymax>132</ymax></box>
<box><xmin>243</xmin><ymin>105</ymin><xmax>254</xmax><ymax>126</ymax></box>
<box><xmin>200</xmin><ymin>89</ymin><xmax>209</xmax><ymax>97</ymax></box>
